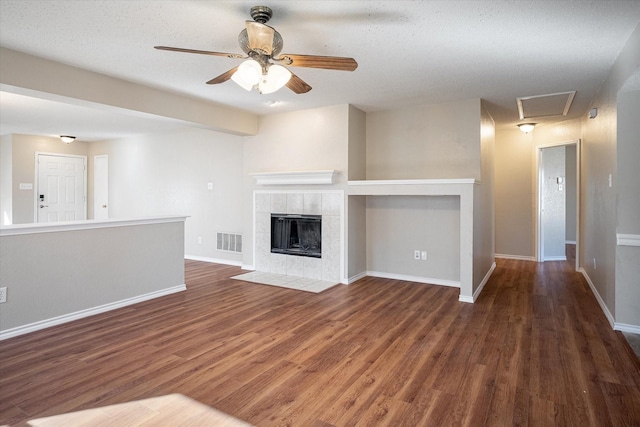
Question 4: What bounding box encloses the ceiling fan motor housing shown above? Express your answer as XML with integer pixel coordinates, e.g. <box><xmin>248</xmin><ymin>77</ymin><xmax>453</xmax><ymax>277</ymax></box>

<box><xmin>250</xmin><ymin>6</ymin><xmax>272</xmax><ymax>24</ymax></box>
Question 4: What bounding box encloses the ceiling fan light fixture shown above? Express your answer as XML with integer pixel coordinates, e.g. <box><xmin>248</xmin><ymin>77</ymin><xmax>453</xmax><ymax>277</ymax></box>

<box><xmin>231</xmin><ymin>59</ymin><xmax>262</xmax><ymax>90</ymax></box>
<box><xmin>60</xmin><ymin>135</ymin><xmax>75</xmax><ymax>144</ymax></box>
<box><xmin>518</xmin><ymin>123</ymin><xmax>536</xmax><ymax>134</ymax></box>
<box><xmin>259</xmin><ymin>64</ymin><xmax>291</xmax><ymax>94</ymax></box>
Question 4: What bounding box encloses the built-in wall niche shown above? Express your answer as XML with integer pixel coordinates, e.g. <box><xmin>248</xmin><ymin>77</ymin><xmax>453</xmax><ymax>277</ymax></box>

<box><xmin>366</xmin><ymin>195</ymin><xmax>460</xmax><ymax>285</ymax></box>
<box><xmin>347</xmin><ymin>179</ymin><xmax>479</xmax><ymax>302</ymax></box>
<box><xmin>254</xmin><ymin>191</ymin><xmax>343</xmax><ymax>282</ymax></box>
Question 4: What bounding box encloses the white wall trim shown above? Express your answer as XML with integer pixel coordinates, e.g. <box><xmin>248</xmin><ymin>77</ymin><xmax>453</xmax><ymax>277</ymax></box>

<box><xmin>615</xmin><ymin>322</ymin><xmax>640</xmax><ymax>334</ymax></box>
<box><xmin>0</xmin><ymin>284</ymin><xmax>186</xmax><ymax>340</ymax></box>
<box><xmin>565</xmin><ymin>240</ymin><xmax>576</xmax><ymax>245</ymax></box>
<box><xmin>347</xmin><ymin>271</ymin><xmax>368</xmax><ymax>284</ymax></box>
<box><xmin>0</xmin><ymin>215</ymin><xmax>188</xmax><ymax>236</ymax></box>
<box><xmin>464</xmin><ymin>261</ymin><xmax>497</xmax><ymax>303</ymax></box>
<box><xmin>250</xmin><ymin>170</ymin><xmax>337</xmax><ymax>185</ymax></box>
<box><xmin>579</xmin><ymin>268</ymin><xmax>615</xmax><ymax>328</ymax></box>
<box><xmin>495</xmin><ymin>253</ymin><xmax>536</xmax><ymax>261</ymax></box>
<box><xmin>367</xmin><ymin>271</ymin><xmax>460</xmax><ymax>288</ymax></box>
<box><xmin>241</xmin><ymin>264</ymin><xmax>255</xmax><ymax>271</ymax></box>
<box><xmin>617</xmin><ymin>233</ymin><xmax>640</xmax><ymax>246</ymax></box>
<box><xmin>349</xmin><ymin>178</ymin><xmax>479</xmax><ymax>186</ymax></box>
<box><xmin>184</xmin><ymin>255</ymin><xmax>242</xmax><ymax>267</ymax></box>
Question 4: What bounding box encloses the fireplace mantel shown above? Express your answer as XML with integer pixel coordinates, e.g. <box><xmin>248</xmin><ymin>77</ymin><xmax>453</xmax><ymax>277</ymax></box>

<box><xmin>251</xmin><ymin>170</ymin><xmax>337</xmax><ymax>186</ymax></box>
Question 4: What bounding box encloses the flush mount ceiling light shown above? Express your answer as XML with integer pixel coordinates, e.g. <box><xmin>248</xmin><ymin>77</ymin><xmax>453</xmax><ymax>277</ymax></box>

<box><xmin>60</xmin><ymin>135</ymin><xmax>75</xmax><ymax>144</ymax></box>
<box><xmin>518</xmin><ymin>123</ymin><xmax>536</xmax><ymax>134</ymax></box>
<box><xmin>154</xmin><ymin>5</ymin><xmax>358</xmax><ymax>95</ymax></box>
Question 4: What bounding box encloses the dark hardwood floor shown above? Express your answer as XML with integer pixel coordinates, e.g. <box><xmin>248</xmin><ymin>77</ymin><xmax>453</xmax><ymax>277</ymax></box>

<box><xmin>2</xmin><ymin>256</ymin><xmax>639</xmax><ymax>426</ymax></box>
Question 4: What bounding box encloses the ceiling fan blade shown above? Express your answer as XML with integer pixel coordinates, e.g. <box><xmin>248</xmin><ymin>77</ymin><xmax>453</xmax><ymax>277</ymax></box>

<box><xmin>154</xmin><ymin>46</ymin><xmax>244</xmax><ymax>59</ymax></box>
<box><xmin>286</xmin><ymin>72</ymin><xmax>312</xmax><ymax>94</ymax></box>
<box><xmin>206</xmin><ymin>67</ymin><xmax>239</xmax><ymax>85</ymax></box>
<box><xmin>277</xmin><ymin>54</ymin><xmax>358</xmax><ymax>71</ymax></box>
<box><xmin>245</xmin><ymin>21</ymin><xmax>275</xmax><ymax>55</ymax></box>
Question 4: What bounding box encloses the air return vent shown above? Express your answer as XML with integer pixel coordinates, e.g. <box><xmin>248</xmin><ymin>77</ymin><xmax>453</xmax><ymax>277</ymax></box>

<box><xmin>517</xmin><ymin>91</ymin><xmax>576</xmax><ymax>119</ymax></box>
<box><xmin>216</xmin><ymin>232</ymin><xmax>242</xmax><ymax>253</ymax></box>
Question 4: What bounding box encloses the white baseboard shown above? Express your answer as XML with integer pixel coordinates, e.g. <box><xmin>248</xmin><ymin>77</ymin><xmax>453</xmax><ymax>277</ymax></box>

<box><xmin>241</xmin><ymin>264</ymin><xmax>255</xmax><ymax>271</ymax></box>
<box><xmin>184</xmin><ymin>254</ymin><xmax>242</xmax><ymax>267</ymax></box>
<box><xmin>566</xmin><ymin>240</ymin><xmax>576</xmax><ymax>245</ymax></box>
<box><xmin>579</xmin><ymin>268</ymin><xmax>615</xmax><ymax>328</ymax></box>
<box><xmin>367</xmin><ymin>271</ymin><xmax>460</xmax><ymax>288</ymax></box>
<box><xmin>0</xmin><ymin>284</ymin><xmax>187</xmax><ymax>341</ymax></box>
<box><xmin>544</xmin><ymin>256</ymin><xmax>567</xmax><ymax>261</ymax></box>
<box><xmin>347</xmin><ymin>271</ymin><xmax>368</xmax><ymax>284</ymax></box>
<box><xmin>615</xmin><ymin>322</ymin><xmax>640</xmax><ymax>334</ymax></box>
<box><xmin>473</xmin><ymin>262</ymin><xmax>496</xmax><ymax>302</ymax></box>
<box><xmin>495</xmin><ymin>253</ymin><xmax>536</xmax><ymax>261</ymax></box>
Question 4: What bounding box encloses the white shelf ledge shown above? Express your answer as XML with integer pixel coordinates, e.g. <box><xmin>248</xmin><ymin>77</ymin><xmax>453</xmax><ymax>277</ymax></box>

<box><xmin>0</xmin><ymin>216</ymin><xmax>188</xmax><ymax>236</ymax></box>
<box><xmin>347</xmin><ymin>179</ymin><xmax>479</xmax><ymax>196</ymax></box>
<box><xmin>251</xmin><ymin>170</ymin><xmax>337</xmax><ymax>185</ymax></box>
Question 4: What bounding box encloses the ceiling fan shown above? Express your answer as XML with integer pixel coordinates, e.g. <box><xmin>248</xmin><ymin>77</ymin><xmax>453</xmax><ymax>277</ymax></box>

<box><xmin>154</xmin><ymin>5</ymin><xmax>358</xmax><ymax>95</ymax></box>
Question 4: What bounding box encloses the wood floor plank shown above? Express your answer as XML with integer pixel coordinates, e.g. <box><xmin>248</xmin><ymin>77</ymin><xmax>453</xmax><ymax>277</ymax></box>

<box><xmin>1</xmin><ymin>255</ymin><xmax>639</xmax><ymax>426</ymax></box>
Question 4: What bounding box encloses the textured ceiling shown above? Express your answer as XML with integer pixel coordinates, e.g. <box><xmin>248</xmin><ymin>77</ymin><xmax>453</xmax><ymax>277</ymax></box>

<box><xmin>1</xmin><ymin>0</ymin><xmax>639</xmax><ymax>140</ymax></box>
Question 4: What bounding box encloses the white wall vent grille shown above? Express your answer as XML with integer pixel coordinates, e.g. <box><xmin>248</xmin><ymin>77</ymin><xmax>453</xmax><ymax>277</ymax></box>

<box><xmin>217</xmin><ymin>232</ymin><xmax>242</xmax><ymax>253</ymax></box>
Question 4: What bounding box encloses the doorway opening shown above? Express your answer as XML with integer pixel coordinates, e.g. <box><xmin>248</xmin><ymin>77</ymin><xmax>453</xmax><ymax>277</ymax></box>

<box><xmin>536</xmin><ymin>140</ymin><xmax>580</xmax><ymax>270</ymax></box>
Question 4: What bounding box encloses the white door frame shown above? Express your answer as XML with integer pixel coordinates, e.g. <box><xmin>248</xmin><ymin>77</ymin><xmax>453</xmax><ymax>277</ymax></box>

<box><xmin>534</xmin><ymin>139</ymin><xmax>580</xmax><ymax>270</ymax></box>
<box><xmin>93</xmin><ymin>155</ymin><xmax>109</xmax><ymax>220</ymax></box>
<box><xmin>34</xmin><ymin>152</ymin><xmax>87</xmax><ymax>223</ymax></box>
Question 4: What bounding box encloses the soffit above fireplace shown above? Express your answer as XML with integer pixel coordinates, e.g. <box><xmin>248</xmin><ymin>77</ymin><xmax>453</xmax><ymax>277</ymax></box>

<box><xmin>251</xmin><ymin>170</ymin><xmax>337</xmax><ymax>185</ymax></box>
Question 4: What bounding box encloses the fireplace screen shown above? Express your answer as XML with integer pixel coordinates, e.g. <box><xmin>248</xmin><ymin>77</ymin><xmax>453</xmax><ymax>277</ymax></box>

<box><xmin>271</xmin><ymin>214</ymin><xmax>322</xmax><ymax>258</ymax></box>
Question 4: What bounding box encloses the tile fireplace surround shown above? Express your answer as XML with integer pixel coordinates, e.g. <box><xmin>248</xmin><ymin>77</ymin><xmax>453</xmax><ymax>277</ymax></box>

<box><xmin>253</xmin><ymin>191</ymin><xmax>344</xmax><ymax>283</ymax></box>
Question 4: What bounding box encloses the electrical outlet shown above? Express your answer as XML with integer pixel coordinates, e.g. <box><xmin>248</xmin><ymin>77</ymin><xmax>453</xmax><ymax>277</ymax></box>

<box><xmin>414</xmin><ymin>250</ymin><xmax>420</xmax><ymax>260</ymax></box>
<box><xmin>421</xmin><ymin>251</ymin><xmax>427</xmax><ymax>261</ymax></box>
<box><xmin>0</xmin><ymin>287</ymin><xmax>7</xmax><ymax>303</ymax></box>
<box><xmin>593</xmin><ymin>258</ymin><xmax>597</xmax><ymax>270</ymax></box>
<box><xmin>198</xmin><ymin>236</ymin><xmax>203</xmax><ymax>245</ymax></box>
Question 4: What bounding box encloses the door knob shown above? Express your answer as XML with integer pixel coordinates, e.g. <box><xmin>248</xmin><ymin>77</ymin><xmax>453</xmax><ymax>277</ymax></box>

<box><xmin>102</xmin><ymin>205</ymin><xmax>107</xmax><ymax>208</ymax></box>
<box><xmin>39</xmin><ymin>204</ymin><xmax>48</xmax><ymax>208</ymax></box>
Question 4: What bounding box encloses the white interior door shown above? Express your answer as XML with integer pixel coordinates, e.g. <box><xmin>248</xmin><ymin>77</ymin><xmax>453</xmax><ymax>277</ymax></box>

<box><xmin>37</xmin><ymin>154</ymin><xmax>86</xmax><ymax>223</ymax></box>
<box><xmin>539</xmin><ymin>146</ymin><xmax>566</xmax><ymax>261</ymax></box>
<box><xmin>94</xmin><ymin>155</ymin><xmax>109</xmax><ymax>220</ymax></box>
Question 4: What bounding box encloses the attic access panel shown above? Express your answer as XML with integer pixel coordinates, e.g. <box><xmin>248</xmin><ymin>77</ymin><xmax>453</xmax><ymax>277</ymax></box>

<box><xmin>517</xmin><ymin>91</ymin><xmax>576</xmax><ymax>120</ymax></box>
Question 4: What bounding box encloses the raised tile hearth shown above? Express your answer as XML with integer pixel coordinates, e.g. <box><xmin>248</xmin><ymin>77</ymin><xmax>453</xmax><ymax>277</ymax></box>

<box><xmin>231</xmin><ymin>271</ymin><xmax>339</xmax><ymax>293</ymax></box>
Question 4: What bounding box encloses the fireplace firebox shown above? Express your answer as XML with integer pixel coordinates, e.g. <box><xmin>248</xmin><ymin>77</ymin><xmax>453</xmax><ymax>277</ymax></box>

<box><xmin>271</xmin><ymin>214</ymin><xmax>322</xmax><ymax>258</ymax></box>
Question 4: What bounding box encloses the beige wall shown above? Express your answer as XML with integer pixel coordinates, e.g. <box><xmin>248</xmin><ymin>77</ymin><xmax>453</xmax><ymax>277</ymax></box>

<box><xmin>615</xmin><ymin>87</ymin><xmax>640</xmax><ymax>327</ymax></box>
<box><xmin>473</xmin><ymin>102</ymin><xmax>495</xmax><ymax>292</ymax></box>
<box><xmin>348</xmin><ymin>105</ymin><xmax>366</xmax><ymax>181</ymax></box>
<box><xmin>494</xmin><ymin>128</ymin><xmax>534</xmax><ymax>258</ymax></box>
<box><xmin>366</xmin><ymin>99</ymin><xmax>482</xmax><ymax>180</ymax></box>
<box><xmin>8</xmin><ymin>134</ymin><xmax>89</xmax><ymax>224</ymax></box>
<box><xmin>366</xmin><ymin>195</ymin><xmax>460</xmax><ymax>282</ymax></box>
<box><xmin>580</xmin><ymin>23</ymin><xmax>640</xmax><ymax>324</ymax></box>
<box><xmin>88</xmin><ymin>127</ymin><xmax>245</xmax><ymax>264</ymax></box>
